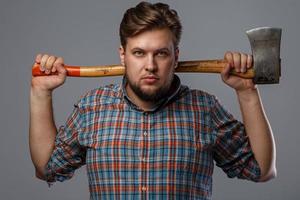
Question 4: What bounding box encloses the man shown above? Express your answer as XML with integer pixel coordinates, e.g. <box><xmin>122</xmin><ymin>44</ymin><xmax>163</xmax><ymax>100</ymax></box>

<box><xmin>29</xmin><ymin>2</ymin><xmax>276</xmax><ymax>199</ymax></box>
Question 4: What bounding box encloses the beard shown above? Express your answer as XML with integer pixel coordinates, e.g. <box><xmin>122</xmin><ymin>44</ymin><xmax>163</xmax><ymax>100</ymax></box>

<box><xmin>125</xmin><ymin>73</ymin><xmax>173</xmax><ymax>102</ymax></box>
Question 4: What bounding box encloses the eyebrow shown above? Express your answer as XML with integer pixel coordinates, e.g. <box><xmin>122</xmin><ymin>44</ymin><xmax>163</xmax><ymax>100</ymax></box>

<box><xmin>130</xmin><ymin>47</ymin><xmax>171</xmax><ymax>52</ymax></box>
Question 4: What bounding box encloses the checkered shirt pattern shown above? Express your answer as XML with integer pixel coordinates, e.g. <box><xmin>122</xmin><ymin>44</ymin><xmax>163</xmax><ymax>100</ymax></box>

<box><xmin>45</xmin><ymin>76</ymin><xmax>261</xmax><ymax>199</ymax></box>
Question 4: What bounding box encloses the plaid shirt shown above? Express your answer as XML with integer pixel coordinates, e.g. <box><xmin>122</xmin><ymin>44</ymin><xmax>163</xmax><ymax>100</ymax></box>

<box><xmin>45</xmin><ymin>75</ymin><xmax>261</xmax><ymax>199</ymax></box>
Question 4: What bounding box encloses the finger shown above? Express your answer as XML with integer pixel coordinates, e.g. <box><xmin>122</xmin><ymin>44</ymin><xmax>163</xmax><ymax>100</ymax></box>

<box><xmin>240</xmin><ymin>53</ymin><xmax>247</xmax><ymax>73</ymax></box>
<box><xmin>40</xmin><ymin>54</ymin><xmax>49</xmax><ymax>71</ymax></box>
<box><xmin>45</xmin><ymin>56</ymin><xmax>56</xmax><ymax>74</ymax></box>
<box><xmin>56</xmin><ymin>62</ymin><xmax>67</xmax><ymax>78</ymax></box>
<box><xmin>35</xmin><ymin>54</ymin><xmax>42</xmax><ymax>64</ymax></box>
<box><xmin>221</xmin><ymin>62</ymin><xmax>231</xmax><ymax>82</ymax></box>
<box><xmin>247</xmin><ymin>54</ymin><xmax>253</xmax><ymax>69</ymax></box>
<box><xmin>233</xmin><ymin>52</ymin><xmax>241</xmax><ymax>73</ymax></box>
<box><xmin>224</xmin><ymin>51</ymin><xmax>234</xmax><ymax>66</ymax></box>
<box><xmin>52</xmin><ymin>57</ymin><xmax>64</xmax><ymax>73</ymax></box>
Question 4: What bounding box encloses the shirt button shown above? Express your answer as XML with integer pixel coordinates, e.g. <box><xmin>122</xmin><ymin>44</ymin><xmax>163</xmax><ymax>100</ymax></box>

<box><xmin>143</xmin><ymin>131</ymin><xmax>148</xmax><ymax>136</ymax></box>
<box><xmin>142</xmin><ymin>186</ymin><xmax>147</xmax><ymax>191</ymax></box>
<box><xmin>142</xmin><ymin>157</ymin><xmax>147</xmax><ymax>162</ymax></box>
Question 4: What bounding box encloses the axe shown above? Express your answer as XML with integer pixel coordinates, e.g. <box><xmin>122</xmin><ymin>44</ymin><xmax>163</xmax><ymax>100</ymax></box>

<box><xmin>32</xmin><ymin>27</ymin><xmax>282</xmax><ymax>84</ymax></box>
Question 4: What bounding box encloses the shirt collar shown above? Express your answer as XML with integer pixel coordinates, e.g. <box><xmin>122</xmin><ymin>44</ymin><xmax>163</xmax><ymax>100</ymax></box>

<box><xmin>121</xmin><ymin>74</ymin><xmax>183</xmax><ymax>112</ymax></box>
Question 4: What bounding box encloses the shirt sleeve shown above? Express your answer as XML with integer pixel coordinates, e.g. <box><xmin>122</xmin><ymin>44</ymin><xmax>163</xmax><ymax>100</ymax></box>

<box><xmin>210</xmin><ymin>96</ymin><xmax>261</xmax><ymax>182</ymax></box>
<box><xmin>45</xmin><ymin>104</ymin><xmax>86</xmax><ymax>184</ymax></box>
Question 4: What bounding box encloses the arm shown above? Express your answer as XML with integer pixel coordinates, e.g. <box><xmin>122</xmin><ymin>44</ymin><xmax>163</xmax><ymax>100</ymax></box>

<box><xmin>221</xmin><ymin>51</ymin><xmax>276</xmax><ymax>182</ymax></box>
<box><xmin>29</xmin><ymin>54</ymin><xmax>66</xmax><ymax>179</ymax></box>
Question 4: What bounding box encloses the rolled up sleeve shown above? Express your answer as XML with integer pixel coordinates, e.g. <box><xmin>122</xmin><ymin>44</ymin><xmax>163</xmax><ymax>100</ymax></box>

<box><xmin>45</xmin><ymin>105</ymin><xmax>86</xmax><ymax>184</ymax></box>
<box><xmin>210</xmin><ymin>96</ymin><xmax>261</xmax><ymax>182</ymax></box>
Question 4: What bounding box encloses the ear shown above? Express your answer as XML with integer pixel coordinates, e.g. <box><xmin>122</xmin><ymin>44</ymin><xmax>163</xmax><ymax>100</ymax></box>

<box><xmin>119</xmin><ymin>45</ymin><xmax>125</xmax><ymax>66</ymax></box>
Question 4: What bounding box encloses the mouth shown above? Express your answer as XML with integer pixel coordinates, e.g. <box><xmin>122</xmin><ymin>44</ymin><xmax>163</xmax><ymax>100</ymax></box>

<box><xmin>141</xmin><ymin>75</ymin><xmax>159</xmax><ymax>84</ymax></box>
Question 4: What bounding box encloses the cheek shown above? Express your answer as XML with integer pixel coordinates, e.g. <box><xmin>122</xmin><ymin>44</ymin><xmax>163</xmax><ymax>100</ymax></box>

<box><xmin>125</xmin><ymin>57</ymin><xmax>142</xmax><ymax>73</ymax></box>
<box><xmin>162</xmin><ymin>66</ymin><xmax>175</xmax><ymax>80</ymax></box>
<box><xmin>125</xmin><ymin>65</ymin><xmax>140</xmax><ymax>84</ymax></box>
<box><xmin>125</xmin><ymin>59</ymin><xmax>147</xmax><ymax>78</ymax></box>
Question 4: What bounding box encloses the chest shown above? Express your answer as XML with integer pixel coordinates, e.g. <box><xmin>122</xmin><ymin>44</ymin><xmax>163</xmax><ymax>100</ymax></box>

<box><xmin>79</xmin><ymin>106</ymin><xmax>214</xmax><ymax>163</ymax></box>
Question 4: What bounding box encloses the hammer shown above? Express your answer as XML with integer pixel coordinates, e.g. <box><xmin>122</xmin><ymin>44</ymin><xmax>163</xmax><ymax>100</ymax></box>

<box><xmin>32</xmin><ymin>27</ymin><xmax>282</xmax><ymax>84</ymax></box>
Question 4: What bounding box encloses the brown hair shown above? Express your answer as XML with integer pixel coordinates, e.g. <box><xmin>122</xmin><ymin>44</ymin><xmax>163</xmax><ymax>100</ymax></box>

<box><xmin>119</xmin><ymin>2</ymin><xmax>182</xmax><ymax>48</ymax></box>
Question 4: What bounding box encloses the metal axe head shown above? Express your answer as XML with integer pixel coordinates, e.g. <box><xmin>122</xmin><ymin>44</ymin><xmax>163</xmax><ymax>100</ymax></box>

<box><xmin>246</xmin><ymin>27</ymin><xmax>282</xmax><ymax>84</ymax></box>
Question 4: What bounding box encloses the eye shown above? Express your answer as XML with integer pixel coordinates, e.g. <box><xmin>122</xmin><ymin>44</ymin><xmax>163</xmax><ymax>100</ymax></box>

<box><xmin>156</xmin><ymin>51</ymin><xmax>169</xmax><ymax>57</ymax></box>
<box><xmin>133</xmin><ymin>50</ymin><xmax>144</xmax><ymax>57</ymax></box>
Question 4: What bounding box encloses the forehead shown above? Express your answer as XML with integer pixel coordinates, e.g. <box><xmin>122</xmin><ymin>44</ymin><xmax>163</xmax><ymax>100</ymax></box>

<box><xmin>126</xmin><ymin>28</ymin><xmax>174</xmax><ymax>50</ymax></box>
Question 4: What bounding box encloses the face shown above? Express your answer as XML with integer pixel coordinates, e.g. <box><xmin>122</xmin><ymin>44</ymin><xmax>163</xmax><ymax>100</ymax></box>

<box><xmin>119</xmin><ymin>28</ymin><xmax>179</xmax><ymax>104</ymax></box>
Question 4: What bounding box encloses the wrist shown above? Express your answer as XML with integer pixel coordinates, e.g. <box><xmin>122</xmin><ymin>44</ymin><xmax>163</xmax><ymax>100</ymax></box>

<box><xmin>30</xmin><ymin>86</ymin><xmax>53</xmax><ymax>100</ymax></box>
<box><xmin>236</xmin><ymin>87</ymin><xmax>260</xmax><ymax>104</ymax></box>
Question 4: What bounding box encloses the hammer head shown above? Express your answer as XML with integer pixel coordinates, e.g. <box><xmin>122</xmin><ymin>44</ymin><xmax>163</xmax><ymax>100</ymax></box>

<box><xmin>246</xmin><ymin>27</ymin><xmax>282</xmax><ymax>84</ymax></box>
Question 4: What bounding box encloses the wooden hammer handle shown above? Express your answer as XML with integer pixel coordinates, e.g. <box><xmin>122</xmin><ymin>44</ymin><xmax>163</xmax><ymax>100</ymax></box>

<box><xmin>32</xmin><ymin>59</ymin><xmax>255</xmax><ymax>79</ymax></box>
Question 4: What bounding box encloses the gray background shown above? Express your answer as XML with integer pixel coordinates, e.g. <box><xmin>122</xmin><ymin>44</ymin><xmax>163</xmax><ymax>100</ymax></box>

<box><xmin>0</xmin><ymin>0</ymin><xmax>299</xmax><ymax>199</ymax></box>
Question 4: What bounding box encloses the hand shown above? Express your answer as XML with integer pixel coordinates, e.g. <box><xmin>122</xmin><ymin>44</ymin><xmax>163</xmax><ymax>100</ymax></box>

<box><xmin>31</xmin><ymin>54</ymin><xmax>67</xmax><ymax>94</ymax></box>
<box><xmin>221</xmin><ymin>51</ymin><xmax>256</xmax><ymax>92</ymax></box>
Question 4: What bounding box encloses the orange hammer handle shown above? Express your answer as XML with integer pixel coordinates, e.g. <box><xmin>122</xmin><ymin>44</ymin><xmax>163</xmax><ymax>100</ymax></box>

<box><xmin>32</xmin><ymin>63</ymin><xmax>125</xmax><ymax>77</ymax></box>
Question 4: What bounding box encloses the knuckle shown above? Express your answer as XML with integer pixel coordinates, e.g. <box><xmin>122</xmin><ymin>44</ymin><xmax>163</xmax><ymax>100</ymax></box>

<box><xmin>54</xmin><ymin>57</ymin><xmax>64</xmax><ymax>67</ymax></box>
<box><xmin>56</xmin><ymin>57</ymin><xmax>64</xmax><ymax>63</ymax></box>
<box><xmin>44</xmin><ymin>57</ymin><xmax>56</xmax><ymax>69</ymax></box>
<box><xmin>224</xmin><ymin>52</ymin><xmax>234</xmax><ymax>65</ymax></box>
<box><xmin>48</xmin><ymin>55</ymin><xmax>56</xmax><ymax>61</ymax></box>
<box><xmin>234</xmin><ymin>51</ymin><xmax>241</xmax><ymax>56</ymax></box>
<box><xmin>36</xmin><ymin>53</ymin><xmax>42</xmax><ymax>59</ymax></box>
<box><xmin>35</xmin><ymin>54</ymin><xmax>42</xmax><ymax>63</ymax></box>
<box><xmin>248</xmin><ymin>54</ymin><xmax>253</xmax><ymax>61</ymax></box>
<box><xmin>42</xmin><ymin>54</ymin><xmax>49</xmax><ymax>59</ymax></box>
<box><xmin>233</xmin><ymin>53</ymin><xmax>240</xmax><ymax>60</ymax></box>
<box><xmin>40</xmin><ymin>54</ymin><xmax>49</xmax><ymax>63</ymax></box>
<box><xmin>225</xmin><ymin>51</ymin><xmax>232</xmax><ymax>56</ymax></box>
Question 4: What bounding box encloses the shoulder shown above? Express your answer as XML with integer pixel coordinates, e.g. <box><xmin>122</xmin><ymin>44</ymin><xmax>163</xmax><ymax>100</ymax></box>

<box><xmin>179</xmin><ymin>85</ymin><xmax>218</xmax><ymax>108</ymax></box>
<box><xmin>76</xmin><ymin>84</ymin><xmax>122</xmax><ymax>107</ymax></box>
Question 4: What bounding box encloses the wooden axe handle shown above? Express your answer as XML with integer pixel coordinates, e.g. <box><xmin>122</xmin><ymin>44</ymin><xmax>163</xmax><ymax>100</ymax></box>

<box><xmin>32</xmin><ymin>60</ymin><xmax>255</xmax><ymax>79</ymax></box>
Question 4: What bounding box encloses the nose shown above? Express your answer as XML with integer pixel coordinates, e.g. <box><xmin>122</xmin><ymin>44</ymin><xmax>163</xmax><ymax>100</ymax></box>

<box><xmin>145</xmin><ymin>55</ymin><xmax>157</xmax><ymax>72</ymax></box>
